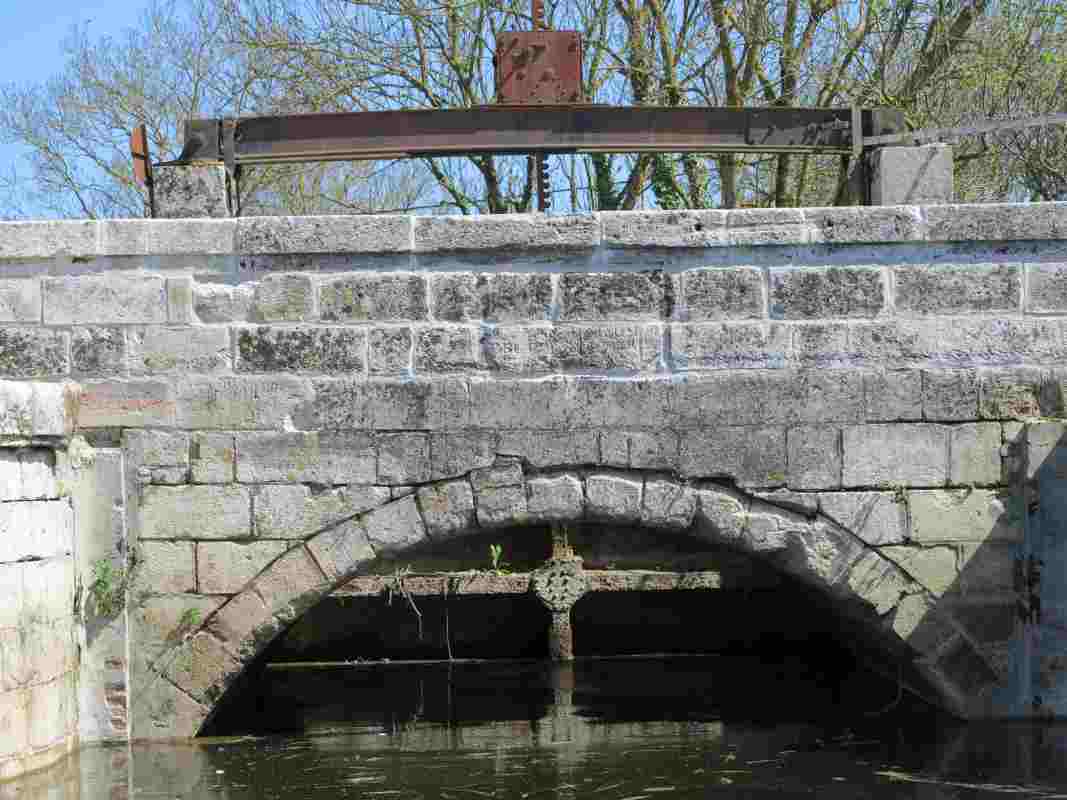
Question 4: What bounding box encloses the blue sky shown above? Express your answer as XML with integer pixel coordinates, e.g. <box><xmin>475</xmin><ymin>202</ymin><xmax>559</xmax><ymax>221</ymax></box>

<box><xmin>1</xmin><ymin>2</ymin><xmax>146</xmax><ymax>190</ymax></box>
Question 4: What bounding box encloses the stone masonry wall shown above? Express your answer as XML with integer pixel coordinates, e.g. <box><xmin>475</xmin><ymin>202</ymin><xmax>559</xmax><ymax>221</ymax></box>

<box><xmin>4</xmin><ymin>203</ymin><xmax>1067</xmax><ymax>739</ymax></box>
<box><xmin>0</xmin><ymin>383</ymin><xmax>78</xmax><ymax>780</ymax></box>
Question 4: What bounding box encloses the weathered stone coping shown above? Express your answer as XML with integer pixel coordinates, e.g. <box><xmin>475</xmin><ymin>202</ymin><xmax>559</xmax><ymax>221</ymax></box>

<box><xmin>333</xmin><ymin>569</ymin><xmax>722</xmax><ymax>596</ymax></box>
<box><xmin>4</xmin><ymin>203</ymin><xmax>1067</xmax><ymax>260</ymax></box>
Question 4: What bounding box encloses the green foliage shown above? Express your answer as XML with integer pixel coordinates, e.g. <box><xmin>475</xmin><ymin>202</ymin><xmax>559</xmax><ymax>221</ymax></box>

<box><xmin>178</xmin><ymin>608</ymin><xmax>202</xmax><ymax>629</ymax></box>
<box><xmin>87</xmin><ymin>558</ymin><xmax>126</xmax><ymax>618</ymax></box>
<box><xmin>488</xmin><ymin>543</ymin><xmax>510</xmax><ymax>574</ymax></box>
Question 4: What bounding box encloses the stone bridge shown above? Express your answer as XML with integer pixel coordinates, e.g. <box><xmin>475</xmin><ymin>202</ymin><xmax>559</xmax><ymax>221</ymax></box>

<box><xmin>3</xmin><ymin>203</ymin><xmax>1067</xmax><ymax>775</ymax></box>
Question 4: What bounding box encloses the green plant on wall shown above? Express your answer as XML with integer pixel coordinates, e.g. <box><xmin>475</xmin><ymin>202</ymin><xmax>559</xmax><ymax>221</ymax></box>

<box><xmin>178</xmin><ymin>608</ymin><xmax>202</xmax><ymax>629</ymax></box>
<box><xmin>488</xmin><ymin>544</ymin><xmax>509</xmax><ymax>574</ymax></box>
<box><xmin>87</xmin><ymin>558</ymin><xmax>127</xmax><ymax>618</ymax></box>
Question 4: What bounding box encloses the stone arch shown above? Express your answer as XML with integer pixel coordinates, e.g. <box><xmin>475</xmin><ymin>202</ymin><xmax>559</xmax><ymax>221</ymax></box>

<box><xmin>147</xmin><ymin>463</ymin><xmax>1000</xmax><ymax>736</ymax></box>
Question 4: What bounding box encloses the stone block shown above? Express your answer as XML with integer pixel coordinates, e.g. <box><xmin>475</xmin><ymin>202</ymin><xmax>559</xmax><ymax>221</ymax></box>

<box><xmin>361</xmin><ymin>496</ymin><xmax>426</xmax><ymax>555</ymax></box>
<box><xmin>191</xmin><ymin>432</ymin><xmax>235</xmax><ymax>483</ymax></box>
<box><xmin>579</xmin><ymin>325</ymin><xmax>640</xmax><ymax>370</ymax></box>
<box><xmin>844</xmin><ymin>551</ymin><xmax>914</xmax><ymax>615</ymax></box>
<box><xmin>599</xmin><ymin>429</ymin><xmax>679</xmax><ymax>470</ymax></box>
<box><xmin>152</xmin><ymin>164</ymin><xmax>232</xmax><ymax>219</ymax></box>
<box><xmin>979</xmin><ymin>367</ymin><xmax>1045</xmax><ymax>420</ymax></box>
<box><xmin>207</xmin><ymin>590</ymin><xmax>276</xmax><ymax>660</ymax></box>
<box><xmin>237</xmin><ymin>215</ymin><xmax>412</xmax><ymax>254</ymax></box>
<box><xmin>0</xmin><ymin>328</ymin><xmax>69</xmax><ymax>378</ymax></box>
<box><xmin>482</xmin><ymin>273</ymin><xmax>552</xmax><ymax>322</ymax></box>
<box><xmin>15</xmin><ymin>450</ymin><xmax>58</xmax><ymax>500</ymax></box>
<box><xmin>254</xmin><ymin>484</ymin><xmax>389</xmax><ymax>539</ymax></box>
<box><xmin>804</xmin><ymin>206</ymin><xmax>924</xmax><ymax>244</ymax></box>
<box><xmin>842</xmin><ymin>424</ymin><xmax>949</xmax><ymax>487</ymax></box>
<box><xmin>468</xmin><ymin>377</ymin><xmax>585</xmax><ymax>430</ymax></box>
<box><xmin>193</xmin><ymin>283</ymin><xmax>252</xmax><ymax>323</ymax></box>
<box><xmin>429</xmin><ymin>432</ymin><xmax>495</xmax><ymax>480</ymax></box>
<box><xmin>475</xmin><ymin>484</ymin><xmax>527</xmax><ymax>528</ymax></box>
<box><xmin>787</xmin><ymin>426</ymin><xmax>840</xmax><ymax>490</ymax></box>
<box><xmin>197</xmin><ymin>540</ymin><xmax>289</xmax><ymax>594</ymax></box>
<box><xmin>681</xmin><ymin>268</ymin><xmax>764</xmax><ymax>321</ymax></box>
<box><xmin>583</xmin><ymin>378</ymin><xmax>672</xmax><ymax>429</ymax></box>
<box><xmin>250</xmin><ymin>544</ymin><xmax>330</xmax><ymax>623</ymax></box>
<box><xmin>139</xmin><ymin>485</ymin><xmax>251</xmax><ymax>541</ymax></box>
<box><xmin>368</xmin><ymin>327</ymin><xmax>413</xmax><ymax>376</ymax></box>
<box><xmin>922</xmin><ymin>370</ymin><xmax>979</xmax><ymax>421</ymax></box>
<box><xmin>125</xmin><ymin>431</ymin><xmax>189</xmax><ymax>469</ymax></box>
<box><xmin>0</xmin><ymin>382</ymin><xmax>73</xmax><ymax>438</ymax></box>
<box><xmin>71</xmin><ymin>327</ymin><xmax>126</xmax><ymax>376</ymax></box>
<box><xmin>950</xmin><ymin>423</ymin><xmax>1002</xmax><ymax>486</ymax></box>
<box><xmin>0</xmin><ymin>280</ymin><xmax>41</xmax><ymax>322</ymax></box>
<box><xmin>586</xmin><ymin>471</ymin><xmax>642</xmax><ymax>521</ymax></box>
<box><xmin>880</xmin><ymin>544</ymin><xmax>959</xmax><ymax>597</ymax></box>
<box><xmin>671</xmin><ymin>322</ymin><xmax>789</xmax><ymax>370</ymax></box>
<box><xmin>925</xmin><ymin>202</ymin><xmax>1067</xmax><ymax>242</ymax></box>
<box><xmin>166</xmin><ymin>276</ymin><xmax>195</xmax><ymax>324</ymax></box>
<box><xmin>415</xmin><ymin>326</ymin><xmax>479</xmax><ymax>373</ymax></box>
<box><xmin>128</xmin><ymin>672</ymin><xmax>208</xmax><ymax>740</ymax></box>
<box><xmin>43</xmin><ymin>274</ymin><xmax>166</xmax><ymax>324</ymax></box>
<box><xmin>640</xmin><ymin>479</ymin><xmax>696</xmax><ymax>530</ymax></box>
<box><xmin>470</xmin><ymin>459</ymin><xmax>523</xmax><ymax>491</ymax></box>
<box><xmin>306</xmin><ymin>519</ymin><xmax>376</xmax><ymax>581</ymax></box>
<box><xmin>415</xmin><ymin>213</ymin><xmax>598</xmax><ymax>253</ymax></box>
<box><xmin>249</xmin><ymin>274</ymin><xmax>316</xmax><ymax>322</ymax></box>
<box><xmin>909</xmin><ymin>489</ymin><xmax>1022</xmax><ymax>543</ymax></box>
<box><xmin>863</xmin><ymin>370</ymin><xmax>922</xmax><ymax>422</ymax></box>
<box><xmin>894</xmin><ymin>263</ymin><xmax>1019</xmax><ymax>315</ymax></box>
<box><xmin>1027</xmin><ymin>262</ymin><xmax>1067</xmax><ymax>312</ymax></box>
<box><xmin>430</xmin><ymin>273</ymin><xmax>479</xmax><ymax>321</ymax></box>
<box><xmin>416</xmin><ymin>480</ymin><xmax>476</xmax><ymax>539</ymax></box>
<box><xmin>136</xmin><ymin>542</ymin><xmax>196</xmax><ymax>594</ymax></box>
<box><xmin>235</xmin><ymin>326</ymin><xmax>364</xmax><ymax>373</ymax></box>
<box><xmin>310</xmin><ymin>378</ymin><xmax>469</xmax><ymax>431</ymax></box>
<box><xmin>129</xmin><ymin>326</ymin><xmax>232</xmax><ymax>374</ymax></box>
<box><xmin>166</xmin><ymin>633</ymin><xmax>241</xmax><ymax>717</ymax></box>
<box><xmin>526</xmin><ymin>473</ymin><xmax>584</xmax><ymax>522</ymax></box>
<box><xmin>601</xmin><ymin>210</ymin><xmax>727</xmax><ymax>248</ymax></box>
<box><xmin>692</xmin><ymin>484</ymin><xmax>749</xmax><ymax>543</ymax></box>
<box><xmin>175</xmin><ymin>375</ymin><xmax>311</xmax><ymax>430</ymax></box>
<box><xmin>497</xmin><ymin>430</ymin><xmax>598</xmax><ymax>468</ymax></box>
<box><xmin>559</xmin><ymin>273</ymin><xmax>668</xmax><ymax>321</ymax></box>
<box><xmin>0</xmin><ymin>219</ymin><xmax>95</xmax><ymax>259</ymax></box>
<box><xmin>726</xmin><ymin>208</ymin><xmax>813</xmax><ymax>245</ymax></box>
<box><xmin>319</xmin><ymin>274</ymin><xmax>427</xmax><ymax>322</ymax></box>
<box><xmin>0</xmin><ymin>501</ymin><xmax>72</xmax><ymax>562</ymax></box>
<box><xmin>77</xmin><ymin>380</ymin><xmax>176</xmax><ymax>428</ymax></box>
<box><xmin>678</xmin><ymin>426</ymin><xmax>786</xmax><ymax>488</ymax></box>
<box><xmin>818</xmin><ymin>491</ymin><xmax>907</xmax><ymax>545</ymax></box>
<box><xmin>792</xmin><ymin>322</ymin><xmax>849</xmax><ymax>367</ymax></box>
<box><xmin>870</xmin><ymin>144</ymin><xmax>953</xmax><ymax>205</ymax></box>
<box><xmin>236</xmin><ymin>431</ymin><xmax>376</xmax><ymax>484</ymax></box>
<box><xmin>131</xmin><ymin>594</ymin><xmax>224</xmax><ymax>664</ymax></box>
<box><xmin>958</xmin><ymin>542</ymin><xmax>1016</xmax><ymax>595</ymax></box>
<box><xmin>769</xmin><ymin>266</ymin><xmax>885</xmax><ymax>319</ymax></box>
<box><xmin>377</xmin><ymin>432</ymin><xmax>430</xmax><ymax>484</ymax></box>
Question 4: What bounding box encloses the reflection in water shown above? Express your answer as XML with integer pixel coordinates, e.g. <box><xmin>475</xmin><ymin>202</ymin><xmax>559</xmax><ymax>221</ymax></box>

<box><xmin>7</xmin><ymin>657</ymin><xmax>1067</xmax><ymax>799</ymax></box>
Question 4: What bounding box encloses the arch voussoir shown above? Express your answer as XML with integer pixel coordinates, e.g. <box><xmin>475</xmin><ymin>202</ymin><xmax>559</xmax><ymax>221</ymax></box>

<box><xmin>143</xmin><ymin>462</ymin><xmax>993</xmax><ymax>737</ymax></box>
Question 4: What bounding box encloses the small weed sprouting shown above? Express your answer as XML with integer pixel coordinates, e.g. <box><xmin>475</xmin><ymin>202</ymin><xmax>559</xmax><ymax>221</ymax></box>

<box><xmin>488</xmin><ymin>544</ymin><xmax>510</xmax><ymax>574</ymax></box>
<box><xmin>88</xmin><ymin>558</ymin><xmax>127</xmax><ymax>618</ymax></box>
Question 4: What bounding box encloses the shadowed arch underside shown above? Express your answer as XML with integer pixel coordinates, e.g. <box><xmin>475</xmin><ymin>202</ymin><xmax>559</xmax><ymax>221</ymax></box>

<box><xmin>141</xmin><ymin>463</ymin><xmax>1002</xmax><ymax>736</ymax></box>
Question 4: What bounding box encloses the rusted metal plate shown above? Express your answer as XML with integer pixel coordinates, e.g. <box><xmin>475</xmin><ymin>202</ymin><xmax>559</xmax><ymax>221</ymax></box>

<box><xmin>495</xmin><ymin>31</ymin><xmax>583</xmax><ymax>104</ymax></box>
<box><xmin>174</xmin><ymin>106</ymin><xmax>881</xmax><ymax>167</ymax></box>
<box><xmin>130</xmin><ymin>124</ymin><xmax>152</xmax><ymax>185</ymax></box>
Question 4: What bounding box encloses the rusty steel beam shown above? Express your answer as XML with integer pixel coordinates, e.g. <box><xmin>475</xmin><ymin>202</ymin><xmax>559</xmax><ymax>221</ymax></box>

<box><xmin>172</xmin><ymin>106</ymin><xmax>905</xmax><ymax>168</ymax></box>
